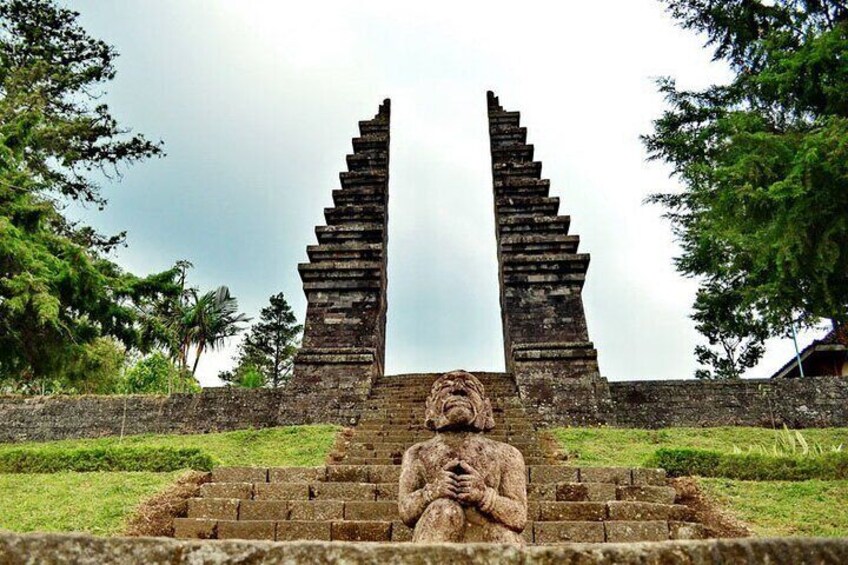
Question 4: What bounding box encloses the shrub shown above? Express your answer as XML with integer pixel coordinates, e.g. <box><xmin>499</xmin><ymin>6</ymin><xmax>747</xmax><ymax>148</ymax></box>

<box><xmin>0</xmin><ymin>446</ymin><xmax>214</xmax><ymax>473</ymax></box>
<box><xmin>650</xmin><ymin>448</ymin><xmax>848</xmax><ymax>481</ymax></box>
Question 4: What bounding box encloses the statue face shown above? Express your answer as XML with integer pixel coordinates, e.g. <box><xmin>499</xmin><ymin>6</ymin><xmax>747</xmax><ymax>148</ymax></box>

<box><xmin>425</xmin><ymin>371</ymin><xmax>495</xmax><ymax>432</ymax></box>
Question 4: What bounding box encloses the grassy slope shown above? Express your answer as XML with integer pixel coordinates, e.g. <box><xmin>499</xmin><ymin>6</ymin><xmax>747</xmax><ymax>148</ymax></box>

<box><xmin>701</xmin><ymin>478</ymin><xmax>848</xmax><ymax>537</ymax></box>
<box><xmin>550</xmin><ymin>426</ymin><xmax>848</xmax><ymax>538</ymax></box>
<box><xmin>549</xmin><ymin>426</ymin><xmax>848</xmax><ymax>467</ymax></box>
<box><xmin>0</xmin><ymin>425</ymin><xmax>338</xmax><ymax>536</ymax></box>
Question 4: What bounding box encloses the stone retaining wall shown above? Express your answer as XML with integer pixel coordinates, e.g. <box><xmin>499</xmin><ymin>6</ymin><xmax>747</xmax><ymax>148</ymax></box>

<box><xmin>1</xmin><ymin>533</ymin><xmax>847</xmax><ymax>564</ymax></box>
<box><xmin>2</xmin><ymin>376</ymin><xmax>847</xmax><ymax>443</ymax></box>
<box><xmin>609</xmin><ymin>376</ymin><xmax>848</xmax><ymax>429</ymax></box>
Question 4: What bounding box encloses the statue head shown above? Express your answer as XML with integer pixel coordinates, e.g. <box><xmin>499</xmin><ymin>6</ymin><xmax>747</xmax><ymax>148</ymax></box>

<box><xmin>424</xmin><ymin>370</ymin><xmax>495</xmax><ymax>432</ymax></box>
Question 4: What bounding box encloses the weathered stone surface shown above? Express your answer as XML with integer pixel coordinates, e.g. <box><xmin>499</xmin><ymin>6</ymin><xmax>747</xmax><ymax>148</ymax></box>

<box><xmin>399</xmin><ymin>372</ymin><xmax>527</xmax><ymax>544</ymax></box>
<box><xmin>216</xmin><ymin>520</ymin><xmax>275</xmax><ymax>541</ymax></box>
<box><xmin>268</xmin><ymin>467</ymin><xmax>325</xmax><ymax>483</ymax></box>
<box><xmin>211</xmin><ymin>467</ymin><xmax>266</xmax><ymax>484</ymax></box>
<box><xmin>327</xmin><ymin>465</ymin><xmax>370</xmax><ymax>483</ymax></box>
<box><xmin>556</xmin><ymin>482</ymin><xmax>617</xmax><ymax>502</ymax></box>
<box><xmin>631</xmin><ymin>468</ymin><xmax>667</xmax><ymax>486</ymax></box>
<box><xmin>670</xmin><ymin>521</ymin><xmax>707</xmax><ymax>540</ymax></box>
<box><xmin>606</xmin><ymin>501</ymin><xmax>687</xmax><ymax>521</ymax></box>
<box><xmin>310</xmin><ymin>482</ymin><xmax>375</xmax><ymax>501</ymax></box>
<box><xmin>605</xmin><ymin>520</ymin><xmax>669</xmax><ymax>542</ymax></box>
<box><xmin>186</xmin><ymin>498</ymin><xmax>238</xmax><ymax>521</ymax></box>
<box><xmin>344</xmin><ymin>501</ymin><xmax>398</xmax><ymax>521</ymax></box>
<box><xmin>275</xmin><ymin>521</ymin><xmax>331</xmax><ymax>541</ymax></box>
<box><xmin>199</xmin><ymin>483</ymin><xmax>252</xmax><ymax>500</ymax></box>
<box><xmin>287</xmin><ymin>501</ymin><xmax>344</xmax><ymax>521</ymax></box>
<box><xmin>172</xmin><ymin>518</ymin><xmax>216</xmax><ymax>539</ymax></box>
<box><xmin>580</xmin><ymin>467</ymin><xmax>631</xmax><ymax>485</ymax></box>
<box><xmin>253</xmin><ymin>483</ymin><xmax>310</xmax><ymax>501</ymax></box>
<box><xmin>537</xmin><ymin>502</ymin><xmax>606</xmax><ymax>522</ymax></box>
<box><xmin>5</xmin><ymin>532</ymin><xmax>848</xmax><ymax>563</ymax></box>
<box><xmin>530</xmin><ymin>466</ymin><xmax>578</xmax><ymax>484</ymax></box>
<box><xmin>616</xmin><ymin>485</ymin><xmax>676</xmax><ymax>505</ymax></box>
<box><xmin>237</xmin><ymin>500</ymin><xmax>288</xmax><ymax>521</ymax></box>
<box><xmin>331</xmin><ymin>520</ymin><xmax>392</xmax><ymax>542</ymax></box>
<box><xmin>533</xmin><ymin>521</ymin><xmax>606</xmax><ymax>543</ymax></box>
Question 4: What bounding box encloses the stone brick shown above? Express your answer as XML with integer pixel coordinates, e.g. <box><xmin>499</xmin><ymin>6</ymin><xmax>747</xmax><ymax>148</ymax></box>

<box><xmin>632</xmin><ymin>468</ymin><xmax>667</xmax><ymax>486</ymax></box>
<box><xmin>556</xmin><ymin>482</ymin><xmax>617</xmax><ymax>502</ymax></box>
<box><xmin>253</xmin><ymin>483</ymin><xmax>310</xmax><ymax>501</ymax></box>
<box><xmin>211</xmin><ymin>467</ymin><xmax>267</xmax><ymax>483</ymax></box>
<box><xmin>616</xmin><ymin>485</ymin><xmax>676</xmax><ymax>504</ymax></box>
<box><xmin>238</xmin><ymin>500</ymin><xmax>288</xmax><ymax>521</ymax></box>
<box><xmin>331</xmin><ymin>520</ymin><xmax>392</xmax><ymax>542</ymax></box>
<box><xmin>391</xmin><ymin>521</ymin><xmax>413</xmax><ymax>541</ymax></box>
<box><xmin>580</xmin><ymin>467</ymin><xmax>631</xmax><ymax>485</ymax></box>
<box><xmin>276</xmin><ymin>521</ymin><xmax>331</xmax><ymax>541</ymax></box>
<box><xmin>669</xmin><ymin>521</ymin><xmax>707</xmax><ymax>540</ymax></box>
<box><xmin>344</xmin><ymin>501</ymin><xmax>399</xmax><ymax>521</ymax></box>
<box><xmin>527</xmin><ymin>483</ymin><xmax>557</xmax><ymax>500</ymax></box>
<box><xmin>217</xmin><ymin>520</ymin><xmax>275</xmax><ymax>540</ymax></box>
<box><xmin>374</xmin><ymin>483</ymin><xmax>399</xmax><ymax>501</ymax></box>
<box><xmin>534</xmin><ymin>521</ymin><xmax>605</xmax><ymax>543</ymax></box>
<box><xmin>607</xmin><ymin>501</ymin><xmax>682</xmax><ymax>521</ymax></box>
<box><xmin>268</xmin><ymin>467</ymin><xmax>326</xmax><ymax>483</ymax></box>
<box><xmin>288</xmin><ymin>500</ymin><xmax>344</xmax><ymax>521</ymax></box>
<box><xmin>187</xmin><ymin>498</ymin><xmax>238</xmax><ymax>520</ymax></box>
<box><xmin>520</xmin><ymin>522</ymin><xmax>534</xmax><ymax>545</ymax></box>
<box><xmin>368</xmin><ymin>465</ymin><xmax>402</xmax><ymax>484</ymax></box>
<box><xmin>199</xmin><ymin>483</ymin><xmax>252</xmax><ymax>500</ymax></box>
<box><xmin>311</xmin><ymin>482</ymin><xmax>375</xmax><ymax>501</ymax></box>
<box><xmin>537</xmin><ymin>502</ymin><xmax>606</xmax><ymax>521</ymax></box>
<box><xmin>173</xmin><ymin>518</ymin><xmax>216</xmax><ymax>539</ymax></box>
<box><xmin>327</xmin><ymin>465</ymin><xmax>370</xmax><ymax>482</ymax></box>
<box><xmin>529</xmin><ymin>465</ymin><xmax>578</xmax><ymax>484</ymax></box>
<box><xmin>605</xmin><ymin>520</ymin><xmax>669</xmax><ymax>542</ymax></box>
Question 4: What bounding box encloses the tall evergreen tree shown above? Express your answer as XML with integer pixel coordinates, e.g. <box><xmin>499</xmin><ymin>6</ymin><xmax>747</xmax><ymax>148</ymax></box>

<box><xmin>0</xmin><ymin>0</ymin><xmax>178</xmax><ymax>387</ymax></box>
<box><xmin>644</xmin><ymin>0</ymin><xmax>848</xmax><ymax>375</ymax></box>
<box><xmin>223</xmin><ymin>293</ymin><xmax>301</xmax><ymax>388</ymax></box>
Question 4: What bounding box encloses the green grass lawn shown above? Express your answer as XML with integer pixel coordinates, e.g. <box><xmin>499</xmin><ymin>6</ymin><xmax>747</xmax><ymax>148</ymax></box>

<box><xmin>0</xmin><ymin>425</ymin><xmax>339</xmax><ymax>536</ymax></box>
<box><xmin>549</xmin><ymin>426</ymin><xmax>848</xmax><ymax>467</ymax></box>
<box><xmin>0</xmin><ymin>472</ymin><xmax>178</xmax><ymax>535</ymax></box>
<box><xmin>0</xmin><ymin>425</ymin><xmax>339</xmax><ymax>468</ymax></box>
<box><xmin>700</xmin><ymin>478</ymin><xmax>848</xmax><ymax>537</ymax></box>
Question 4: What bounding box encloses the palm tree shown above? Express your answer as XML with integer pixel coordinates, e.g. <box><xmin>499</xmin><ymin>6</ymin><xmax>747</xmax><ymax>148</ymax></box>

<box><xmin>187</xmin><ymin>286</ymin><xmax>250</xmax><ymax>377</ymax></box>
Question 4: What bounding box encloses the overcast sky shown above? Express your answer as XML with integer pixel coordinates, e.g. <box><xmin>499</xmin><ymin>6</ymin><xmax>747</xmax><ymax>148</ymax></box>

<box><xmin>70</xmin><ymin>0</ymin><xmax>824</xmax><ymax>386</ymax></box>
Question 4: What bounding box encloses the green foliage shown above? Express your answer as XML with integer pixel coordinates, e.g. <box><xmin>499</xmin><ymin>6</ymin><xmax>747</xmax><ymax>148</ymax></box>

<box><xmin>701</xmin><ymin>478</ymin><xmax>848</xmax><ymax>537</ymax></box>
<box><xmin>650</xmin><ymin>447</ymin><xmax>848</xmax><ymax>480</ymax></box>
<box><xmin>0</xmin><ymin>424</ymin><xmax>340</xmax><ymax>467</ymax></box>
<box><xmin>0</xmin><ymin>446</ymin><xmax>213</xmax><ymax>473</ymax></box>
<box><xmin>550</xmin><ymin>425</ymin><xmax>848</xmax><ymax>467</ymax></box>
<box><xmin>120</xmin><ymin>352</ymin><xmax>198</xmax><ymax>394</ymax></box>
<box><xmin>0</xmin><ymin>0</ymin><xmax>181</xmax><ymax>387</ymax></box>
<box><xmin>0</xmin><ymin>471</ymin><xmax>178</xmax><ymax>535</ymax></box>
<box><xmin>645</xmin><ymin>1</ymin><xmax>848</xmax><ymax>374</ymax></box>
<box><xmin>222</xmin><ymin>292</ymin><xmax>300</xmax><ymax>388</ymax></box>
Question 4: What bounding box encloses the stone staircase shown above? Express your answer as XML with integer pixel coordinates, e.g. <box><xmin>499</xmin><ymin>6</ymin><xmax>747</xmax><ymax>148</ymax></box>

<box><xmin>175</xmin><ymin>373</ymin><xmax>707</xmax><ymax>543</ymax></box>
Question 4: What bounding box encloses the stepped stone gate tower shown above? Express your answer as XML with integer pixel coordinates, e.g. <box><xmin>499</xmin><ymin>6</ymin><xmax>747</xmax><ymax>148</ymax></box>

<box><xmin>290</xmin><ymin>93</ymin><xmax>611</xmax><ymax>426</ymax></box>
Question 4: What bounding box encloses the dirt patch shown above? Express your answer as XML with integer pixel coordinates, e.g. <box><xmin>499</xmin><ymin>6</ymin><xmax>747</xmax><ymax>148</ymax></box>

<box><xmin>327</xmin><ymin>427</ymin><xmax>355</xmax><ymax>464</ymax></box>
<box><xmin>123</xmin><ymin>470</ymin><xmax>210</xmax><ymax>537</ymax></box>
<box><xmin>672</xmin><ymin>477</ymin><xmax>753</xmax><ymax>539</ymax></box>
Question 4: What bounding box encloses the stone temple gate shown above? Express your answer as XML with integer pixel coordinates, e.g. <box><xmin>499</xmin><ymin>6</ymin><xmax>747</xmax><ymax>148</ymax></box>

<box><xmin>288</xmin><ymin>92</ymin><xmax>612</xmax><ymax>426</ymax></box>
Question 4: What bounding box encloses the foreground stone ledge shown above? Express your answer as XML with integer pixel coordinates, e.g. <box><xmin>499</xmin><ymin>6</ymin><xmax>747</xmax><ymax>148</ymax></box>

<box><xmin>2</xmin><ymin>533</ymin><xmax>848</xmax><ymax>564</ymax></box>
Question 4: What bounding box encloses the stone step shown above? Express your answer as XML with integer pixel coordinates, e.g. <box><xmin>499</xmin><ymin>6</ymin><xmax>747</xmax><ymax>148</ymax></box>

<box><xmin>491</xmin><ymin>144</ymin><xmax>534</xmax><ymax>163</ymax></box>
<box><xmin>306</xmin><ymin>243</ymin><xmax>383</xmax><ymax>262</ymax></box>
<box><xmin>498</xmin><ymin>214</ymin><xmax>570</xmax><ymax>236</ymax></box>
<box><xmin>488</xmin><ymin>110</ymin><xmax>521</xmax><ymax>127</ymax></box>
<box><xmin>492</xmin><ymin>161</ymin><xmax>542</xmax><ymax>179</ymax></box>
<box><xmin>315</xmin><ymin>222</ymin><xmax>384</xmax><ymax>244</ymax></box>
<box><xmin>501</xmin><ymin>252</ymin><xmax>590</xmax><ymax>277</ymax></box>
<box><xmin>351</xmin><ymin>134</ymin><xmax>388</xmax><ymax>153</ymax></box>
<box><xmin>297</xmin><ymin>260</ymin><xmax>382</xmax><ymax>284</ymax></box>
<box><xmin>500</xmin><ymin>233</ymin><xmax>580</xmax><ymax>255</ymax></box>
<box><xmin>199</xmin><ymin>481</ymin><xmax>674</xmax><ymax>505</ymax></box>
<box><xmin>339</xmin><ymin>171</ymin><xmax>387</xmax><ymax>189</ymax></box>
<box><xmin>345</xmin><ymin>152</ymin><xmax>388</xmax><ymax>173</ymax></box>
<box><xmin>358</xmin><ymin>120</ymin><xmax>389</xmax><ymax>135</ymax></box>
<box><xmin>332</xmin><ymin>186</ymin><xmax>386</xmax><ymax>206</ymax></box>
<box><xmin>188</xmin><ymin>498</ymin><xmax>688</xmax><ymax>526</ymax></box>
<box><xmin>496</xmin><ymin>196</ymin><xmax>560</xmax><ymax>216</ymax></box>
<box><xmin>337</xmin><ymin>457</ymin><xmax>551</xmax><ymax>466</ymax></box>
<box><xmin>324</xmin><ymin>204</ymin><xmax>386</xmax><ymax>225</ymax></box>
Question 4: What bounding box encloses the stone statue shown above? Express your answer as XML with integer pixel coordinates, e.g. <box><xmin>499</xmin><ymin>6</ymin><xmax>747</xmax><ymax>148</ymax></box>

<box><xmin>398</xmin><ymin>370</ymin><xmax>527</xmax><ymax>544</ymax></box>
